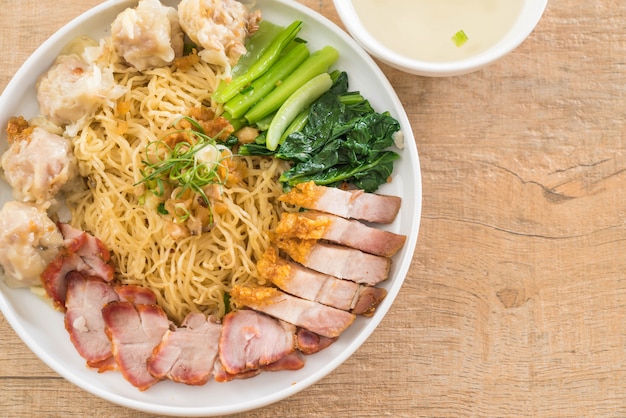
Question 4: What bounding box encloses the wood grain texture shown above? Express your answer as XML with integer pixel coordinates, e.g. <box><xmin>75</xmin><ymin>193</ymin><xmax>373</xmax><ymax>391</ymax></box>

<box><xmin>3</xmin><ymin>0</ymin><xmax>626</xmax><ymax>417</ymax></box>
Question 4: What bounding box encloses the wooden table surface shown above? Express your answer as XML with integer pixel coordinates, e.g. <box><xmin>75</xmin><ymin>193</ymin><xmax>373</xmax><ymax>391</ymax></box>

<box><xmin>2</xmin><ymin>0</ymin><xmax>626</xmax><ymax>416</ymax></box>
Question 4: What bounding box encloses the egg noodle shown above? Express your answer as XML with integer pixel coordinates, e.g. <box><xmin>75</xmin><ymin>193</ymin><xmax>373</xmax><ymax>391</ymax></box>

<box><xmin>66</xmin><ymin>41</ymin><xmax>292</xmax><ymax>323</ymax></box>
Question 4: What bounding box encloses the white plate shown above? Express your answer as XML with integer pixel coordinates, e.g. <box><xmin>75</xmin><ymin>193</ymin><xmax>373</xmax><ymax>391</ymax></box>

<box><xmin>0</xmin><ymin>0</ymin><xmax>422</xmax><ymax>415</ymax></box>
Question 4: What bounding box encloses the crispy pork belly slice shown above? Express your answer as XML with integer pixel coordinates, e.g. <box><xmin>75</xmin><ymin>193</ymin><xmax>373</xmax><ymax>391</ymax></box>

<box><xmin>276</xmin><ymin>211</ymin><xmax>406</xmax><ymax>257</ymax></box>
<box><xmin>58</xmin><ymin>223</ymin><xmax>115</xmax><ymax>282</ymax></box>
<box><xmin>219</xmin><ymin>309</ymin><xmax>297</xmax><ymax>375</ymax></box>
<box><xmin>102</xmin><ymin>301</ymin><xmax>170</xmax><ymax>391</ymax></box>
<box><xmin>147</xmin><ymin>313</ymin><xmax>221</xmax><ymax>386</ymax></box>
<box><xmin>258</xmin><ymin>247</ymin><xmax>387</xmax><ymax>314</ymax></box>
<box><xmin>230</xmin><ymin>286</ymin><xmax>356</xmax><ymax>339</ymax></box>
<box><xmin>64</xmin><ymin>272</ymin><xmax>119</xmax><ymax>367</ymax></box>
<box><xmin>279</xmin><ymin>181</ymin><xmax>401</xmax><ymax>224</ymax></box>
<box><xmin>296</xmin><ymin>328</ymin><xmax>337</xmax><ymax>355</ymax></box>
<box><xmin>275</xmin><ymin>237</ymin><xmax>391</xmax><ymax>286</ymax></box>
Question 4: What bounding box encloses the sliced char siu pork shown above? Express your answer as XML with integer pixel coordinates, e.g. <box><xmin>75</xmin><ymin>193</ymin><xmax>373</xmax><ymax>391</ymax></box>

<box><xmin>41</xmin><ymin>250</ymin><xmax>85</xmax><ymax>310</ymax></box>
<box><xmin>41</xmin><ymin>223</ymin><xmax>115</xmax><ymax>310</ymax></box>
<box><xmin>258</xmin><ymin>247</ymin><xmax>386</xmax><ymax>315</ymax></box>
<box><xmin>64</xmin><ymin>272</ymin><xmax>120</xmax><ymax>369</ymax></box>
<box><xmin>279</xmin><ymin>181</ymin><xmax>402</xmax><ymax>224</ymax></box>
<box><xmin>260</xmin><ymin>351</ymin><xmax>305</xmax><ymax>371</ymax></box>
<box><xmin>147</xmin><ymin>313</ymin><xmax>221</xmax><ymax>386</ymax></box>
<box><xmin>274</xmin><ymin>237</ymin><xmax>391</xmax><ymax>286</ymax></box>
<box><xmin>218</xmin><ymin>309</ymin><xmax>299</xmax><ymax>376</ymax></box>
<box><xmin>63</xmin><ymin>271</ymin><xmax>161</xmax><ymax>373</ymax></box>
<box><xmin>58</xmin><ymin>223</ymin><xmax>115</xmax><ymax>281</ymax></box>
<box><xmin>114</xmin><ymin>284</ymin><xmax>157</xmax><ymax>305</ymax></box>
<box><xmin>295</xmin><ymin>328</ymin><xmax>337</xmax><ymax>355</ymax></box>
<box><xmin>102</xmin><ymin>301</ymin><xmax>170</xmax><ymax>391</ymax></box>
<box><xmin>212</xmin><ymin>360</ymin><xmax>261</xmax><ymax>383</ymax></box>
<box><xmin>230</xmin><ymin>285</ymin><xmax>355</xmax><ymax>339</ymax></box>
<box><xmin>212</xmin><ymin>350</ymin><xmax>306</xmax><ymax>382</ymax></box>
<box><xmin>275</xmin><ymin>211</ymin><xmax>406</xmax><ymax>257</ymax></box>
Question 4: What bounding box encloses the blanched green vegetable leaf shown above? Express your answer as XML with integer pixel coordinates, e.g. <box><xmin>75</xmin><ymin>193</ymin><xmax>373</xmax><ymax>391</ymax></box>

<box><xmin>238</xmin><ymin>70</ymin><xmax>401</xmax><ymax>193</ymax></box>
<box><xmin>280</xmin><ymin>150</ymin><xmax>399</xmax><ymax>191</ymax></box>
<box><xmin>276</xmin><ymin>71</ymin><xmax>401</xmax><ymax>192</ymax></box>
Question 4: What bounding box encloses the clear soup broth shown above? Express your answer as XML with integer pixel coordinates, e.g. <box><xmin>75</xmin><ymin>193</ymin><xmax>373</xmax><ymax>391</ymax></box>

<box><xmin>352</xmin><ymin>0</ymin><xmax>525</xmax><ymax>62</ymax></box>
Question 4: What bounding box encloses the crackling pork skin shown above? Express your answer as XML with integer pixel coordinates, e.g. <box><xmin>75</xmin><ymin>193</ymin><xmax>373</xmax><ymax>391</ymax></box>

<box><xmin>275</xmin><ymin>210</ymin><xmax>406</xmax><ymax>257</ymax></box>
<box><xmin>258</xmin><ymin>246</ymin><xmax>387</xmax><ymax>316</ymax></box>
<box><xmin>274</xmin><ymin>237</ymin><xmax>391</xmax><ymax>286</ymax></box>
<box><xmin>279</xmin><ymin>181</ymin><xmax>402</xmax><ymax>224</ymax></box>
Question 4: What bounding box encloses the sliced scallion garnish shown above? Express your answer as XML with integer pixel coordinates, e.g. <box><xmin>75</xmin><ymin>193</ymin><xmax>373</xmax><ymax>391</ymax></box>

<box><xmin>452</xmin><ymin>29</ymin><xmax>469</xmax><ymax>47</ymax></box>
<box><xmin>135</xmin><ymin>116</ymin><xmax>230</xmax><ymax>210</ymax></box>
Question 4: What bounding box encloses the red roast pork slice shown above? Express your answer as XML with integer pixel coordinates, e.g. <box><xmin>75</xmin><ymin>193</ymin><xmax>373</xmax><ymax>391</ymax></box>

<box><xmin>102</xmin><ymin>301</ymin><xmax>170</xmax><ymax>391</ymax></box>
<box><xmin>147</xmin><ymin>312</ymin><xmax>221</xmax><ymax>386</ymax></box>
<box><xmin>218</xmin><ymin>309</ymin><xmax>299</xmax><ymax>376</ymax></box>
<box><xmin>64</xmin><ymin>272</ymin><xmax>120</xmax><ymax>368</ymax></box>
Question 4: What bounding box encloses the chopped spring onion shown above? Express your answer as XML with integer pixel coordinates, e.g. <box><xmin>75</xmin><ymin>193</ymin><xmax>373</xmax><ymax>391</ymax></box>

<box><xmin>452</xmin><ymin>29</ymin><xmax>469</xmax><ymax>47</ymax></box>
<box><xmin>135</xmin><ymin>117</ymin><xmax>230</xmax><ymax>207</ymax></box>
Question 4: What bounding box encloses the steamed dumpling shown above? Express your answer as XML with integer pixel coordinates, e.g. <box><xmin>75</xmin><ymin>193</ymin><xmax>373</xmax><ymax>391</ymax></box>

<box><xmin>1</xmin><ymin>126</ymin><xmax>77</xmax><ymax>207</ymax></box>
<box><xmin>0</xmin><ymin>201</ymin><xmax>64</xmax><ymax>288</ymax></box>
<box><xmin>111</xmin><ymin>0</ymin><xmax>184</xmax><ymax>71</ymax></box>
<box><xmin>36</xmin><ymin>53</ymin><xmax>125</xmax><ymax>127</ymax></box>
<box><xmin>178</xmin><ymin>0</ymin><xmax>260</xmax><ymax>73</ymax></box>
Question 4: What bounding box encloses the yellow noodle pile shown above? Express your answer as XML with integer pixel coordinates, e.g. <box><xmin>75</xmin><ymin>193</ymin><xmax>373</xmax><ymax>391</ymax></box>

<box><xmin>66</xmin><ymin>45</ymin><xmax>291</xmax><ymax>323</ymax></box>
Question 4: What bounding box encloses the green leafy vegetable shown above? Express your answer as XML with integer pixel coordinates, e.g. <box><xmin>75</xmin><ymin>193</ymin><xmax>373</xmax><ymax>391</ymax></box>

<box><xmin>157</xmin><ymin>202</ymin><xmax>169</xmax><ymax>215</ymax></box>
<box><xmin>230</xmin><ymin>20</ymin><xmax>284</xmax><ymax>78</ymax></box>
<box><xmin>218</xmin><ymin>19</ymin><xmax>401</xmax><ymax>193</ymax></box>
<box><xmin>212</xmin><ymin>20</ymin><xmax>303</xmax><ymax>104</ymax></box>
<box><xmin>279</xmin><ymin>107</ymin><xmax>310</xmax><ymax>145</ymax></box>
<box><xmin>183</xmin><ymin>41</ymin><xmax>198</xmax><ymax>56</ymax></box>
<box><xmin>266</xmin><ymin>72</ymin><xmax>333</xmax><ymax>151</ymax></box>
<box><xmin>243</xmin><ymin>71</ymin><xmax>401</xmax><ymax>192</ymax></box>
<box><xmin>243</xmin><ymin>45</ymin><xmax>339</xmax><ymax>124</ymax></box>
<box><xmin>223</xmin><ymin>292</ymin><xmax>232</xmax><ymax>314</ymax></box>
<box><xmin>224</xmin><ymin>41</ymin><xmax>310</xmax><ymax>119</ymax></box>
